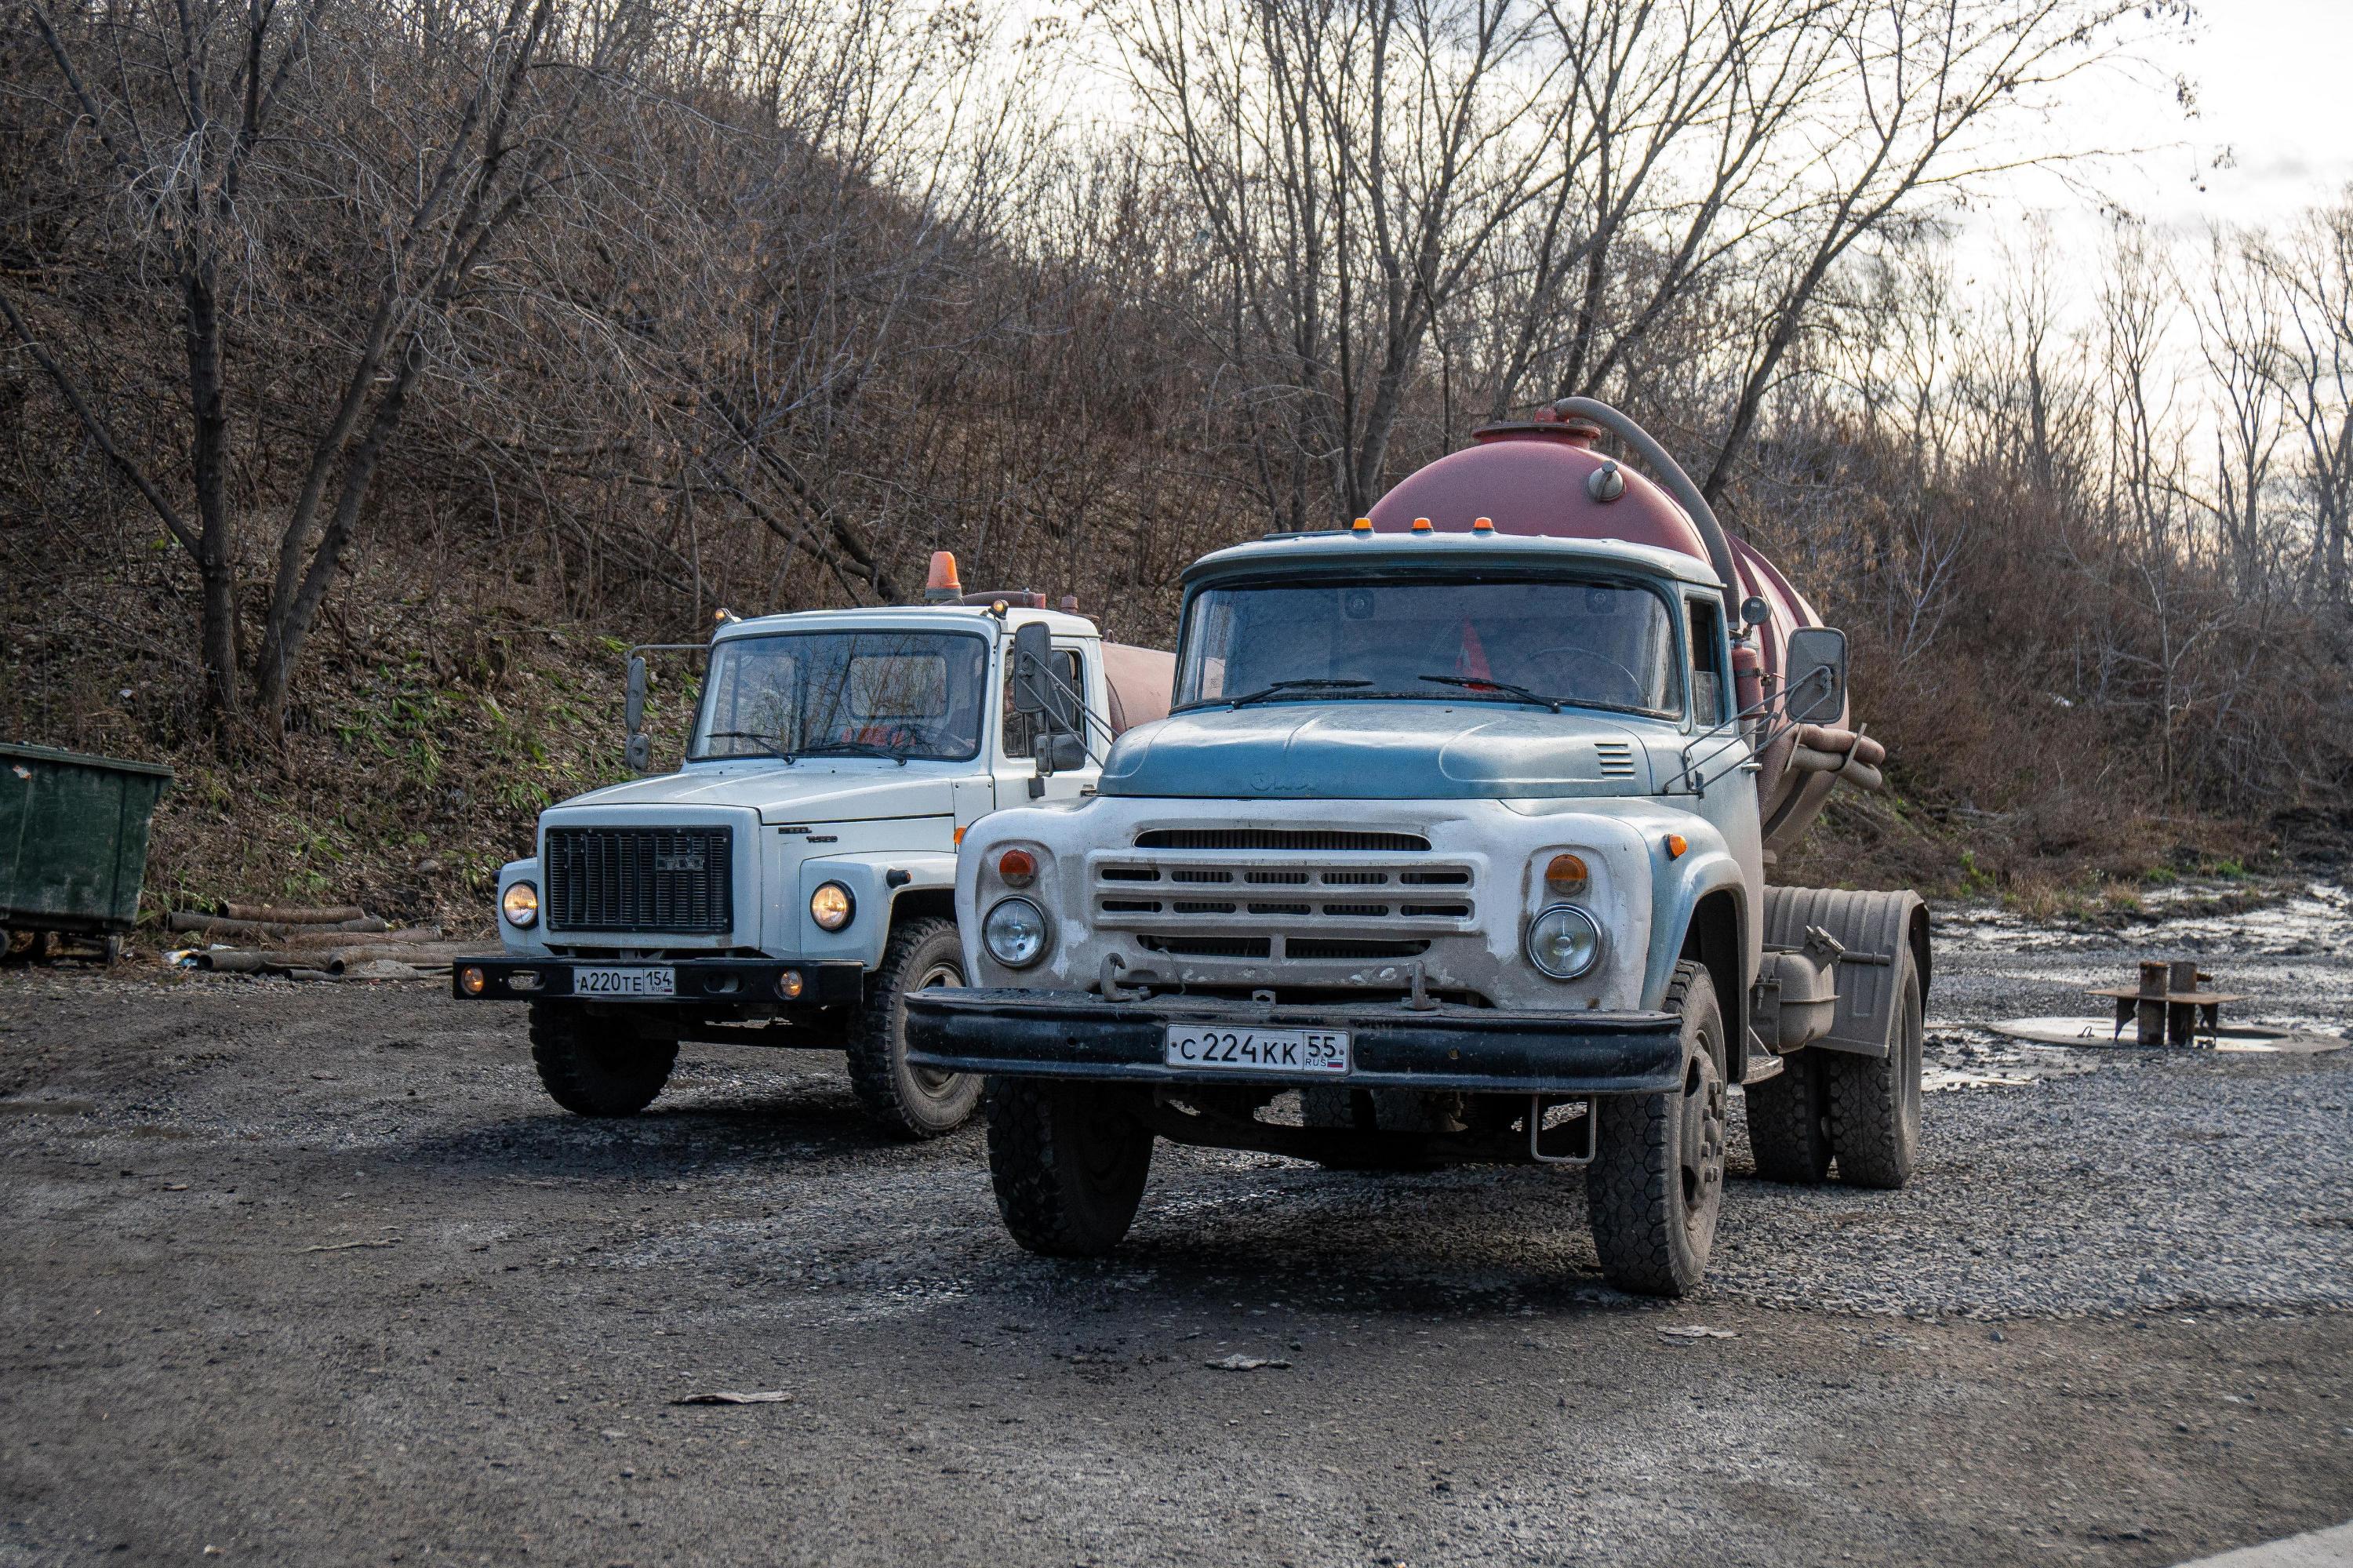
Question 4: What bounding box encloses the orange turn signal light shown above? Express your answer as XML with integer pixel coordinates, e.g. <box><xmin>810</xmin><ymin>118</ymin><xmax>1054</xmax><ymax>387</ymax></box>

<box><xmin>953</xmin><ymin>824</ymin><xmax>966</xmax><ymax>846</ymax></box>
<box><xmin>998</xmin><ymin>848</ymin><xmax>1038</xmax><ymax>887</ymax></box>
<box><xmin>459</xmin><ymin>966</ymin><xmax>486</xmax><ymax>996</ymax></box>
<box><xmin>1664</xmin><ymin>834</ymin><xmax>1688</xmax><ymax>860</ymax></box>
<box><xmin>1544</xmin><ymin>853</ymin><xmax>1588</xmax><ymax>897</ymax></box>
<box><xmin>776</xmin><ymin>968</ymin><xmax>805</xmax><ymax>1000</ymax></box>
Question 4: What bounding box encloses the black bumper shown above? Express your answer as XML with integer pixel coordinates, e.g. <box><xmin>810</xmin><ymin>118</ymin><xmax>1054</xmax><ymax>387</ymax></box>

<box><xmin>903</xmin><ymin>988</ymin><xmax>1686</xmax><ymax>1095</ymax></box>
<box><xmin>449</xmin><ymin>955</ymin><xmax>865</xmax><ymax>1006</ymax></box>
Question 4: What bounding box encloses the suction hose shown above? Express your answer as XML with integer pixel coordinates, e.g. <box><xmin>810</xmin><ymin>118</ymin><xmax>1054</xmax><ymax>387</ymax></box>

<box><xmin>1552</xmin><ymin>397</ymin><xmax>1741</xmax><ymax>616</ymax></box>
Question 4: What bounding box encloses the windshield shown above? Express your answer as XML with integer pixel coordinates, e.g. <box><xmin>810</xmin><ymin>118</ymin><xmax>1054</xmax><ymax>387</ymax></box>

<box><xmin>690</xmin><ymin>631</ymin><xmax>989</xmax><ymax>762</ymax></box>
<box><xmin>1175</xmin><ymin>575</ymin><xmax>1682</xmax><ymax>717</ymax></box>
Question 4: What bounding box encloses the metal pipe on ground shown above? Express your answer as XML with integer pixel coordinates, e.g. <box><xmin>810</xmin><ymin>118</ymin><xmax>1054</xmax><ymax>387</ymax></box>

<box><xmin>168</xmin><ymin>912</ymin><xmax>389</xmax><ymax>939</ymax></box>
<box><xmin>213</xmin><ymin>902</ymin><xmax>366</xmax><ymax>925</ymax></box>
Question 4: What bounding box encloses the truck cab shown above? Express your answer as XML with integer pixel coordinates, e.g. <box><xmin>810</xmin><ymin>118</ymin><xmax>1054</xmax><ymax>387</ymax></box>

<box><xmin>904</xmin><ymin>403</ymin><xmax>1927</xmax><ymax>1296</ymax></box>
<box><xmin>454</xmin><ymin>579</ymin><xmax>1173</xmax><ymax>1138</ymax></box>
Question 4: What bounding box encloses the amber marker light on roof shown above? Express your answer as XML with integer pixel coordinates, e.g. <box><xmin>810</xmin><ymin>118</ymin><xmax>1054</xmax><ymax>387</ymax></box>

<box><xmin>1351</xmin><ymin>516</ymin><xmax>1373</xmax><ymax>533</ymax></box>
<box><xmin>998</xmin><ymin>848</ymin><xmax>1038</xmax><ymax>887</ymax></box>
<box><xmin>1664</xmin><ymin>834</ymin><xmax>1689</xmax><ymax>859</ymax></box>
<box><xmin>1544</xmin><ymin>853</ymin><xmax>1589</xmax><ymax>897</ymax></box>
<box><xmin>1411</xmin><ymin>516</ymin><xmax>1433</xmax><ymax>533</ymax></box>
<box><xmin>1472</xmin><ymin>515</ymin><xmax>1495</xmax><ymax>533</ymax></box>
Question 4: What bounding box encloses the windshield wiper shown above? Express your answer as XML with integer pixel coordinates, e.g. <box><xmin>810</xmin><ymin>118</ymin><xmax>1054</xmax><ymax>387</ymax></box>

<box><xmin>700</xmin><ymin>730</ymin><xmax>792</xmax><ymax>759</ymax></box>
<box><xmin>1222</xmin><ymin>678</ymin><xmax>1374</xmax><ymax>709</ymax></box>
<box><xmin>792</xmin><ymin>739</ymin><xmax>911</xmax><ymax>766</ymax></box>
<box><xmin>1418</xmin><ymin>674</ymin><xmax>1562</xmax><ymax>712</ymax></box>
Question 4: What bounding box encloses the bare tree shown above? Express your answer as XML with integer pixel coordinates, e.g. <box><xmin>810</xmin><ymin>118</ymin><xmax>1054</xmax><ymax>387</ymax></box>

<box><xmin>1</xmin><ymin>0</ymin><xmax>655</xmax><ymax>727</ymax></box>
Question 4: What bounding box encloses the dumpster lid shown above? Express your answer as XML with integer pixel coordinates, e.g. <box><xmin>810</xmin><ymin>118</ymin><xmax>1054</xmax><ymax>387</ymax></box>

<box><xmin>1</xmin><ymin>740</ymin><xmax>176</xmax><ymax>780</ymax></box>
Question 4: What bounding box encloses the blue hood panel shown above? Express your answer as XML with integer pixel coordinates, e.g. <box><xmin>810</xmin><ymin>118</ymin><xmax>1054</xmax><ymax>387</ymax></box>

<box><xmin>1096</xmin><ymin>703</ymin><xmax>1656</xmax><ymax>799</ymax></box>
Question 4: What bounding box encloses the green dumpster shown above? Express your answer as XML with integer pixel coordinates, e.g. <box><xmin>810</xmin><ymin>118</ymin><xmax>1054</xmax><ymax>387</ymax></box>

<box><xmin>0</xmin><ymin>742</ymin><xmax>173</xmax><ymax>947</ymax></box>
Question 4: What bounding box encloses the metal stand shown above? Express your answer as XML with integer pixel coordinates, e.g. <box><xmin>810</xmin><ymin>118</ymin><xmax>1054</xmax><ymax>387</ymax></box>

<box><xmin>2089</xmin><ymin>959</ymin><xmax>2241</xmax><ymax>1047</ymax></box>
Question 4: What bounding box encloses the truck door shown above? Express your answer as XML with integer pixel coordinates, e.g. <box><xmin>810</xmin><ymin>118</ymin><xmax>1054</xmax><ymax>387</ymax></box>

<box><xmin>995</xmin><ymin>640</ymin><xmax>1099</xmax><ymax>806</ymax></box>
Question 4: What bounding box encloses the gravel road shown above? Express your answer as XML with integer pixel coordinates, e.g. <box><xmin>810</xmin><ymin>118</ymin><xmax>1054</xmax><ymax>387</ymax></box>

<box><xmin>3</xmin><ymin>888</ymin><xmax>2351</xmax><ymax>1566</ymax></box>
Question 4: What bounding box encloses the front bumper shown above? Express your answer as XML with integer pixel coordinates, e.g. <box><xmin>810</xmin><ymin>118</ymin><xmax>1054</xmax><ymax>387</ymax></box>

<box><xmin>450</xmin><ymin>955</ymin><xmax>865</xmax><ymax>1006</ymax></box>
<box><xmin>904</xmin><ymin>988</ymin><xmax>1685</xmax><ymax>1095</ymax></box>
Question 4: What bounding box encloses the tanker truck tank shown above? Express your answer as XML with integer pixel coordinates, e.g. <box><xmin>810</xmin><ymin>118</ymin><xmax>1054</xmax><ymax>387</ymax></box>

<box><xmin>1362</xmin><ymin>397</ymin><xmax>1880</xmax><ymax>853</ymax></box>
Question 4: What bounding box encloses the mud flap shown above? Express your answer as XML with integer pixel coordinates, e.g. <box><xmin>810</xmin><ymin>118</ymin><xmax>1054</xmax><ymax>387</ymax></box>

<box><xmin>1758</xmin><ymin>886</ymin><xmax>1929</xmax><ymax>1060</ymax></box>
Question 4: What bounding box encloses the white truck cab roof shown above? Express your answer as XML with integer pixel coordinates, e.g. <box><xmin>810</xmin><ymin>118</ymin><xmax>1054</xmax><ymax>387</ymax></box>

<box><xmin>713</xmin><ymin>604</ymin><xmax>1101</xmax><ymax>643</ymax></box>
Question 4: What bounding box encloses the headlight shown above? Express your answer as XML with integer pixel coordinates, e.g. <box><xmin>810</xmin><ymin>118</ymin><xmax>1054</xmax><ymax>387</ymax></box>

<box><xmin>1526</xmin><ymin>904</ymin><xmax>1602</xmax><ymax>980</ymax></box>
<box><xmin>810</xmin><ymin>882</ymin><xmax>856</xmax><ymax>932</ymax></box>
<box><xmin>983</xmin><ymin>897</ymin><xmax>1049</xmax><ymax>968</ymax></box>
<box><xmin>501</xmin><ymin>881</ymin><xmax>540</xmax><ymax>929</ymax></box>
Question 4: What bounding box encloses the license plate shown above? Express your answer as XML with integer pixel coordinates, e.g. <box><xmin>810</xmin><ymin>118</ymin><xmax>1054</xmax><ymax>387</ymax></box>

<box><xmin>573</xmin><ymin>965</ymin><xmax>675</xmax><ymax>998</ymax></box>
<box><xmin>1163</xmin><ymin>1024</ymin><xmax>1351</xmax><ymax>1075</ymax></box>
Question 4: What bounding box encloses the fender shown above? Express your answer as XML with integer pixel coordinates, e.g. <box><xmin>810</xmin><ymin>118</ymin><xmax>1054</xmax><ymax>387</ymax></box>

<box><xmin>1760</xmin><ymin>886</ymin><xmax>1929</xmax><ymax>1059</ymax></box>
<box><xmin>798</xmin><ymin>851</ymin><xmax>960</xmax><ymax>970</ymax></box>
<box><xmin>1649</xmin><ymin>839</ymin><xmax>1751</xmax><ymax>1078</ymax></box>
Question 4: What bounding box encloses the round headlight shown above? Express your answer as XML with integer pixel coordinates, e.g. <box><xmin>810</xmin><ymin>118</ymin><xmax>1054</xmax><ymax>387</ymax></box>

<box><xmin>1526</xmin><ymin>904</ymin><xmax>1602</xmax><ymax>980</ymax></box>
<box><xmin>501</xmin><ymin>881</ymin><xmax>540</xmax><ymax>929</ymax></box>
<box><xmin>809</xmin><ymin>882</ymin><xmax>856</xmax><ymax>932</ymax></box>
<box><xmin>983</xmin><ymin>897</ymin><xmax>1049</xmax><ymax>968</ymax></box>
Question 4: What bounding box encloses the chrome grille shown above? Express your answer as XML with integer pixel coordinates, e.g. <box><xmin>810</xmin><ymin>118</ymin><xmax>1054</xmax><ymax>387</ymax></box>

<box><xmin>1093</xmin><ymin>838</ymin><xmax>1476</xmax><ymax>961</ymax></box>
<box><xmin>544</xmin><ymin>826</ymin><xmax>733</xmax><ymax>933</ymax></box>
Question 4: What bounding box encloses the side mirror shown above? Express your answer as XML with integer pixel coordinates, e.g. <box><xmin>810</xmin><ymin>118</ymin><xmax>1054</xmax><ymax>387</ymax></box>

<box><xmin>624</xmin><ymin>656</ymin><xmax>652</xmax><ymax>773</ymax></box>
<box><xmin>1740</xmin><ymin>595</ymin><xmax>1771</xmax><ymax>630</ymax></box>
<box><xmin>1783</xmin><ymin>627</ymin><xmax>1847</xmax><ymax>722</ymax></box>
<box><xmin>1009</xmin><ymin>623</ymin><xmax>1052</xmax><ymax>716</ymax></box>
<box><xmin>1009</xmin><ymin>622</ymin><xmax>1076</xmax><ymax>732</ymax></box>
<box><xmin>1033</xmin><ymin>732</ymin><xmax>1086</xmax><ymax>776</ymax></box>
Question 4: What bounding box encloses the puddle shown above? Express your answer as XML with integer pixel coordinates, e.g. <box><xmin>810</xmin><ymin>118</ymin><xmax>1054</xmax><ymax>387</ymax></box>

<box><xmin>1989</xmin><ymin>1016</ymin><xmax>2346</xmax><ymax>1055</ymax></box>
<box><xmin>1922</xmin><ymin>1027</ymin><xmax>2096</xmax><ymax>1092</ymax></box>
<box><xmin>1940</xmin><ymin>879</ymin><xmax>2353</xmax><ymax>958</ymax></box>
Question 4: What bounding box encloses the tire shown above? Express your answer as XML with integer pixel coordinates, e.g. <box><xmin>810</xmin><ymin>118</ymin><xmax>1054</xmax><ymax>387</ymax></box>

<box><xmin>1586</xmin><ymin>962</ymin><xmax>1728</xmax><ymax>1298</ymax></box>
<box><xmin>986</xmin><ymin>1077</ymin><xmax>1155</xmax><ymax>1257</ymax></box>
<box><xmin>529</xmin><ymin>1001</ymin><xmax>677</xmax><ymax>1118</ymax></box>
<box><xmin>1825</xmin><ymin>948</ymin><xmax>1924</xmax><ymax>1188</ymax></box>
<box><xmin>844</xmin><ymin>917</ymin><xmax>981</xmax><ymax>1139</ymax></box>
<box><xmin>1744</xmin><ymin>1052</ymin><xmax>1831</xmax><ymax>1183</ymax></box>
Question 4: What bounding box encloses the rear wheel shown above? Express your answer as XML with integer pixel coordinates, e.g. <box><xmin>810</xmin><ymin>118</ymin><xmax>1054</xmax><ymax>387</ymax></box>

<box><xmin>1826</xmin><ymin>949</ymin><xmax>1924</xmax><ymax>1188</ymax></box>
<box><xmin>529</xmin><ymin>1002</ymin><xmax>677</xmax><ymax>1117</ymax></box>
<box><xmin>845</xmin><ymin>917</ymin><xmax>981</xmax><ymax>1138</ymax></box>
<box><xmin>1744</xmin><ymin>1053</ymin><xmax>1832</xmax><ymax>1183</ymax></box>
<box><xmin>986</xmin><ymin>1078</ymin><xmax>1155</xmax><ymax>1257</ymax></box>
<box><xmin>1586</xmin><ymin>962</ymin><xmax>1727</xmax><ymax>1298</ymax></box>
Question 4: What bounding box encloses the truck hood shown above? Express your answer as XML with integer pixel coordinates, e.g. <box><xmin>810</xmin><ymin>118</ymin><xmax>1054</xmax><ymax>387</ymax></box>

<box><xmin>1096</xmin><ymin>702</ymin><xmax>1657</xmax><ymax>799</ymax></box>
<box><xmin>554</xmin><ymin>764</ymin><xmax>958</xmax><ymax>824</ymax></box>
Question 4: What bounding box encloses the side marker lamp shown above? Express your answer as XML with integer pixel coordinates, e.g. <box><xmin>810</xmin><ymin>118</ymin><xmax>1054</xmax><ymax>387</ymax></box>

<box><xmin>1544</xmin><ymin>853</ymin><xmax>1589</xmax><ymax>898</ymax></box>
<box><xmin>1664</xmin><ymin>834</ymin><xmax>1689</xmax><ymax>860</ymax></box>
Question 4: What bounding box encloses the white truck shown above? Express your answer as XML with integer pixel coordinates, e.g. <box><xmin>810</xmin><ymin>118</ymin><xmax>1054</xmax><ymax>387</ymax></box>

<box><xmin>452</xmin><ymin>562</ymin><xmax>1173</xmax><ymax>1137</ymax></box>
<box><xmin>904</xmin><ymin>400</ymin><xmax>1928</xmax><ymax>1296</ymax></box>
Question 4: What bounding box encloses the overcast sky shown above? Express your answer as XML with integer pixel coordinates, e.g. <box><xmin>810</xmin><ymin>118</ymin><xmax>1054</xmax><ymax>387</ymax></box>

<box><xmin>1988</xmin><ymin>0</ymin><xmax>2353</xmax><ymax>242</ymax></box>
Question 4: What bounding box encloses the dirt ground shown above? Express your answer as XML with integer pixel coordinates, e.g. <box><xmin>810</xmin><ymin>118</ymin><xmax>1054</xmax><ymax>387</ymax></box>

<box><xmin>4</xmin><ymin>890</ymin><xmax>2351</xmax><ymax>1567</ymax></box>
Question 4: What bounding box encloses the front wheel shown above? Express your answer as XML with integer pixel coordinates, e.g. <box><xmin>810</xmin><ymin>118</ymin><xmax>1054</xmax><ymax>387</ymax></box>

<box><xmin>986</xmin><ymin>1078</ymin><xmax>1155</xmax><ymax>1257</ymax></box>
<box><xmin>845</xmin><ymin>917</ymin><xmax>982</xmax><ymax>1139</ymax></box>
<box><xmin>1586</xmin><ymin>962</ymin><xmax>1728</xmax><ymax>1298</ymax></box>
<box><xmin>529</xmin><ymin>1002</ymin><xmax>678</xmax><ymax>1117</ymax></box>
<box><xmin>1825</xmin><ymin>947</ymin><xmax>1924</xmax><ymax>1188</ymax></box>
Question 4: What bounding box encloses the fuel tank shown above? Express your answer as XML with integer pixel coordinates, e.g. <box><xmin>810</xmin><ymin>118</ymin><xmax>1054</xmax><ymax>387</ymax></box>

<box><xmin>1362</xmin><ymin>407</ymin><xmax>1852</xmax><ymax>854</ymax></box>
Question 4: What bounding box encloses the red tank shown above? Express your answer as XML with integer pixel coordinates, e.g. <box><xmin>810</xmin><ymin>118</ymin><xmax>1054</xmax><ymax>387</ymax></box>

<box><xmin>1363</xmin><ymin>406</ymin><xmax>1861</xmax><ymax>854</ymax></box>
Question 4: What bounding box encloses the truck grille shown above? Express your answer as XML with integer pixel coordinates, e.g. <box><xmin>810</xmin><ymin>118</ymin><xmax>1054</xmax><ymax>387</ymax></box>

<box><xmin>544</xmin><ymin>826</ymin><xmax>733</xmax><ymax>934</ymax></box>
<box><xmin>1094</xmin><ymin>833</ymin><xmax>1474</xmax><ymax>962</ymax></box>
